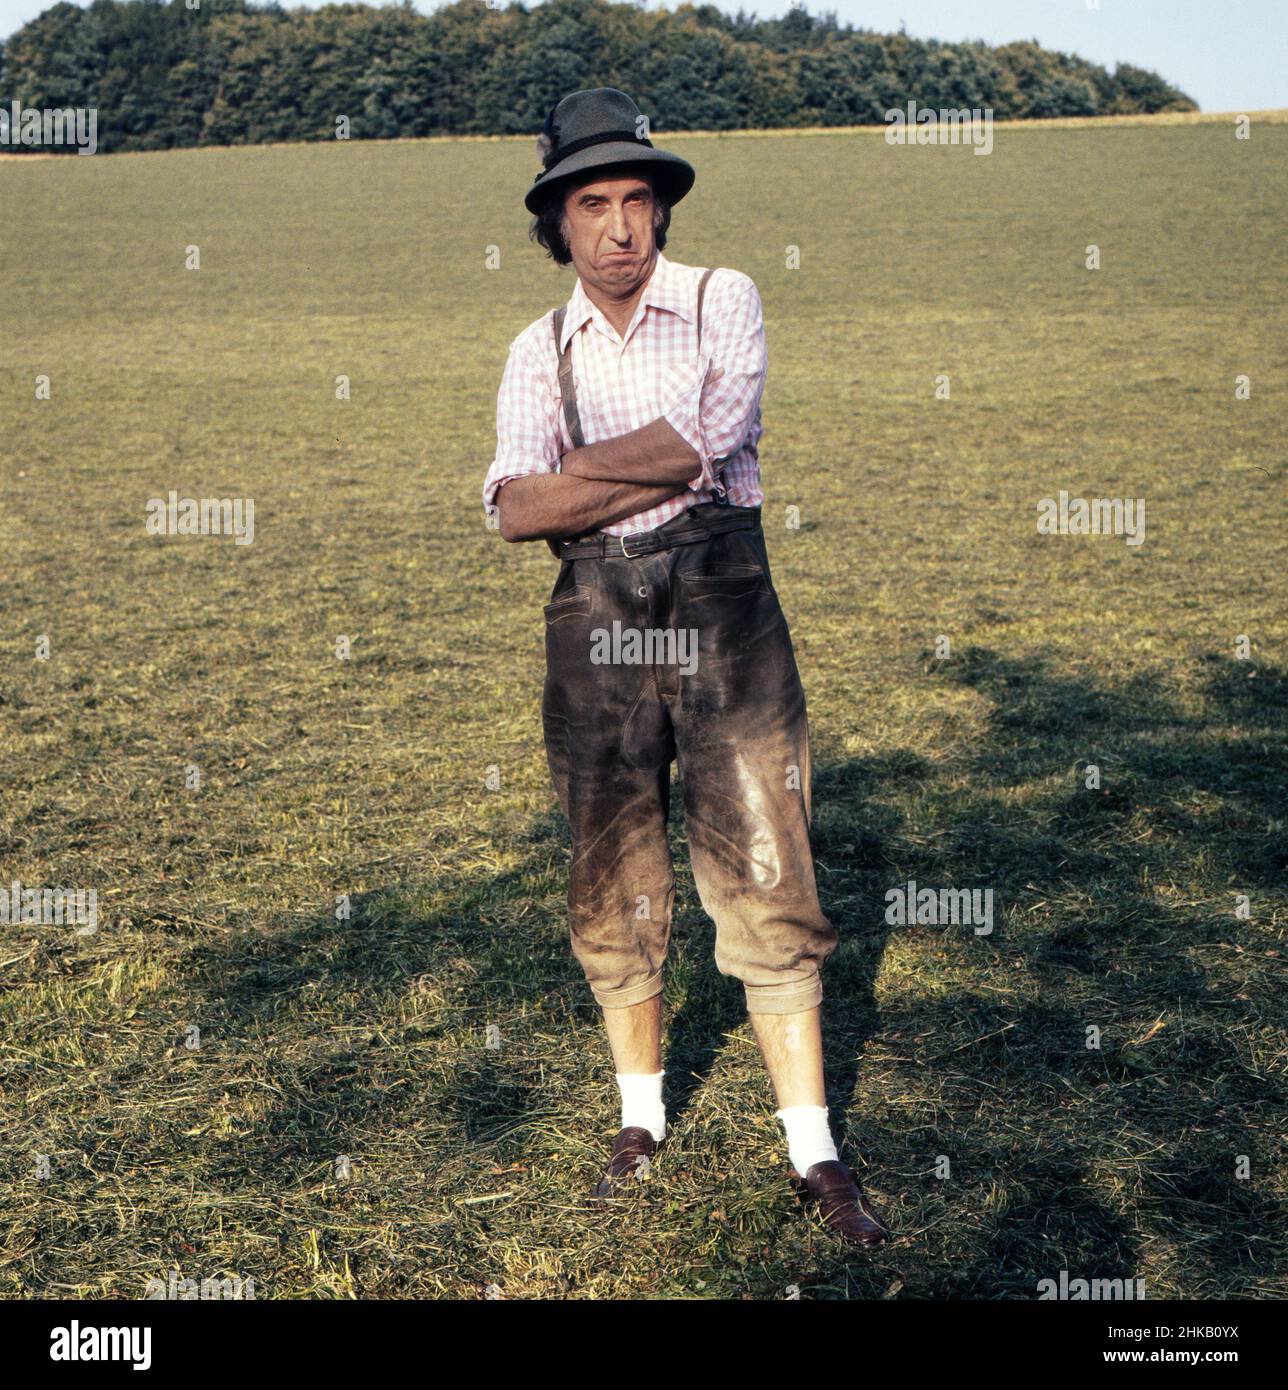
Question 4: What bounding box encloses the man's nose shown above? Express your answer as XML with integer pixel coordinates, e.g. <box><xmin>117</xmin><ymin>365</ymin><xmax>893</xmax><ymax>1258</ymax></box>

<box><xmin>608</xmin><ymin>205</ymin><xmax>632</xmax><ymax>242</ymax></box>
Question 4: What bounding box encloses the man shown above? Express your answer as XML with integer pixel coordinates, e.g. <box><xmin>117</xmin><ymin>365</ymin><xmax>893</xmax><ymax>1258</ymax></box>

<box><xmin>483</xmin><ymin>88</ymin><xmax>888</xmax><ymax>1246</ymax></box>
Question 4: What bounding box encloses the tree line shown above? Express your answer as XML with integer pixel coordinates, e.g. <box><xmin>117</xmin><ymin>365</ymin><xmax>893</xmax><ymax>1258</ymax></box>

<box><xmin>0</xmin><ymin>0</ymin><xmax>1197</xmax><ymax>154</ymax></box>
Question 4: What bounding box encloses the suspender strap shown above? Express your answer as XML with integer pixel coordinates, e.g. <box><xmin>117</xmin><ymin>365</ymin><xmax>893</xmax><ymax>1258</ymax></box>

<box><xmin>549</xmin><ymin>267</ymin><xmax>722</xmax><ymax>555</ymax></box>
<box><xmin>695</xmin><ymin>266</ymin><xmax>714</xmax><ymax>351</ymax></box>
<box><xmin>551</xmin><ymin>304</ymin><xmax>585</xmax><ymax>451</ymax></box>
<box><xmin>552</xmin><ymin>267</ymin><xmax>718</xmax><ymax>452</ymax></box>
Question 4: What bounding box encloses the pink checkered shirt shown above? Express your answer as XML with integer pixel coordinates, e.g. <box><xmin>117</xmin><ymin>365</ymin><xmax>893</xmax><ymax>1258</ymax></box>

<box><xmin>483</xmin><ymin>252</ymin><xmax>766</xmax><ymax>537</ymax></box>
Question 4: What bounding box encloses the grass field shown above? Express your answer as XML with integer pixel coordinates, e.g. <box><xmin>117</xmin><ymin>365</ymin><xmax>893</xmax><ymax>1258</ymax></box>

<box><xmin>1</xmin><ymin>111</ymin><xmax>1285</xmax><ymax>1300</ymax></box>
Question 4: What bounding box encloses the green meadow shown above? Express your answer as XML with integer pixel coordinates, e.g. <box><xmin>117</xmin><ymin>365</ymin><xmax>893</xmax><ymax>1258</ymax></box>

<box><xmin>0</xmin><ymin>113</ymin><xmax>1284</xmax><ymax>1299</ymax></box>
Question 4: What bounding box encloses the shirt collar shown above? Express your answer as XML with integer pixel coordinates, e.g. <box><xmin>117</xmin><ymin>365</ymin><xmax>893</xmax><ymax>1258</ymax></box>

<box><xmin>558</xmin><ymin>252</ymin><xmax>693</xmax><ymax>354</ymax></box>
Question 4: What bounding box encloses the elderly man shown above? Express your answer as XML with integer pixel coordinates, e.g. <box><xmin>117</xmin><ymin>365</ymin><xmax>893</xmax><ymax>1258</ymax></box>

<box><xmin>483</xmin><ymin>88</ymin><xmax>888</xmax><ymax>1246</ymax></box>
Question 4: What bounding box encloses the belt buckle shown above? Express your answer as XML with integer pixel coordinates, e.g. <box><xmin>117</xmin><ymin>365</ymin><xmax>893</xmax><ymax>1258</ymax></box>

<box><xmin>620</xmin><ymin>531</ymin><xmax>647</xmax><ymax>558</ymax></box>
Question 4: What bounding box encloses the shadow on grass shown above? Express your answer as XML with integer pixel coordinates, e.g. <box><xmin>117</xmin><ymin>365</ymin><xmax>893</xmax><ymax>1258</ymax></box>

<box><xmin>174</xmin><ymin>649</ymin><xmax>1285</xmax><ymax>1298</ymax></box>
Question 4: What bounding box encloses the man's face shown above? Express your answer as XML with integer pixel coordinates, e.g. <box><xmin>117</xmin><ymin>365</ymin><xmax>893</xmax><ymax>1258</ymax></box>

<box><xmin>560</xmin><ymin>173</ymin><xmax>658</xmax><ymax>294</ymax></box>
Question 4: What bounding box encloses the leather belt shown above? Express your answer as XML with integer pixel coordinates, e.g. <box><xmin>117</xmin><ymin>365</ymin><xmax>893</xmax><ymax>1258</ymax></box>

<box><xmin>555</xmin><ymin>506</ymin><xmax>761</xmax><ymax>561</ymax></box>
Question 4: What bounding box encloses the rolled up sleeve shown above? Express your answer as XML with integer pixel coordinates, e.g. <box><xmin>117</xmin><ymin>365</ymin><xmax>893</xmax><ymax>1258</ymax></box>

<box><xmin>660</xmin><ymin>272</ymin><xmax>766</xmax><ymax>494</ymax></box>
<box><xmin>482</xmin><ymin>330</ymin><xmax>560</xmax><ymax>516</ymax></box>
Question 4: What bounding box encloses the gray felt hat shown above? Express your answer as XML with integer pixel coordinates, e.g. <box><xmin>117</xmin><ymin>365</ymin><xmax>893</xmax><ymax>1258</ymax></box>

<box><xmin>524</xmin><ymin>88</ymin><xmax>695</xmax><ymax>214</ymax></box>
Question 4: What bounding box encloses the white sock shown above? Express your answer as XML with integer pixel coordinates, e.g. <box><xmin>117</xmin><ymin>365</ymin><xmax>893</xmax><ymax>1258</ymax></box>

<box><xmin>776</xmin><ymin>1104</ymin><xmax>839</xmax><ymax>1175</ymax></box>
<box><xmin>617</xmin><ymin>1071</ymin><xmax>666</xmax><ymax>1143</ymax></box>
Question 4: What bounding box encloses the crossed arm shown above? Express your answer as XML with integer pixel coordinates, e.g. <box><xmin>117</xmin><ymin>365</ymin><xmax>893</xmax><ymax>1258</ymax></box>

<box><xmin>495</xmin><ymin>418</ymin><xmax>702</xmax><ymax>542</ymax></box>
<box><xmin>486</xmin><ymin>271</ymin><xmax>764</xmax><ymax>544</ymax></box>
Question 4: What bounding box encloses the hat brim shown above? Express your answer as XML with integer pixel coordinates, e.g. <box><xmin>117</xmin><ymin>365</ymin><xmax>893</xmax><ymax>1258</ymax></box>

<box><xmin>524</xmin><ymin>143</ymin><xmax>695</xmax><ymax>213</ymax></box>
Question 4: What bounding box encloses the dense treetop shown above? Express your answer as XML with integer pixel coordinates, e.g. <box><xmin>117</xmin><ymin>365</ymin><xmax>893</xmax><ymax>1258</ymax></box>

<box><xmin>0</xmin><ymin>0</ymin><xmax>1197</xmax><ymax>154</ymax></box>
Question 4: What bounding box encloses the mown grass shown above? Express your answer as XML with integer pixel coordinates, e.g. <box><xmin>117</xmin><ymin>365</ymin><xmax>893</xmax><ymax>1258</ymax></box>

<box><xmin>0</xmin><ymin>112</ymin><xmax>1284</xmax><ymax>1299</ymax></box>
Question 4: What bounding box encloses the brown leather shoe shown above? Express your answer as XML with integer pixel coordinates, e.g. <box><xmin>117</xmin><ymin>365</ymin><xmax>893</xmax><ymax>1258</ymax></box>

<box><xmin>790</xmin><ymin>1160</ymin><xmax>890</xmax><ymax>1246</ymax></box>
<box><xmin>592</xmin><ymin>1126</ymin><xmax>660</xmax><ymax>1198</ymax></box>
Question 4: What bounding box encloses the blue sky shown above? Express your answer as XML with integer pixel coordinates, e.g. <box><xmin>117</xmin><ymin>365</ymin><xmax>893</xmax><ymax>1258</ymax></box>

<box><xmin>1</xmin><ymin>0</ymin><xmax>1283</xmax><ymax>113</ymax></box>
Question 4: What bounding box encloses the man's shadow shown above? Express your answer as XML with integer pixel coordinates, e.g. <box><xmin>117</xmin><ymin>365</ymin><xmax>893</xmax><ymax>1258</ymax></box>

<box><xmin>174</xmin><ymin>648</ymin><xmax>1285</xmax><ymax>1295</ymax></box>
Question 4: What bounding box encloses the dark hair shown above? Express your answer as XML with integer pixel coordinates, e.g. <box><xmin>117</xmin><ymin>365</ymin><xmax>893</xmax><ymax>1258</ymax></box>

<box><xmin>528</xmin><ymin>168</ymin><xmax>673</xmax><ymax>265</ymax></box>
